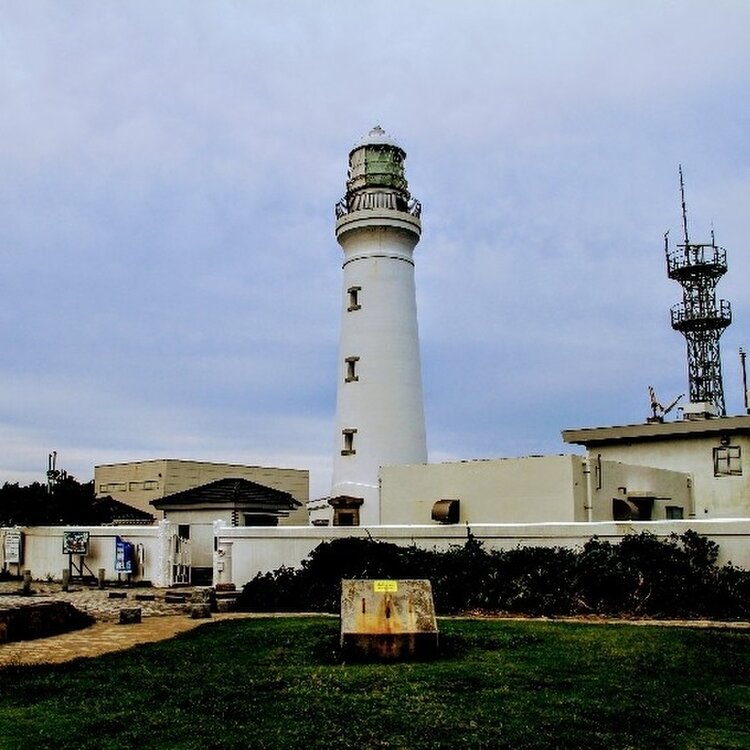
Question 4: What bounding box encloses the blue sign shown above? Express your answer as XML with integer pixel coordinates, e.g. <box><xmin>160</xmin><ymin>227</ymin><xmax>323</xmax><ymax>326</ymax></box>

<box><xmin>115</xmin><ymin>536</ymin><xmax>135</xmax><ymax>574</ymax></box>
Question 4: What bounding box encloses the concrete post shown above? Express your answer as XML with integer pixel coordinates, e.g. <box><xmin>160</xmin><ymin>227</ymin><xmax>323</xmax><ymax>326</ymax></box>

<box><xmin>213</xmin><ymin>541</ymin><xmax>233</xmax><ymax>587</ymax></box>
<box><xmin>154</xmin><ymin>519</ymin><xmax>173</xmax><ymax>588</ymax></box>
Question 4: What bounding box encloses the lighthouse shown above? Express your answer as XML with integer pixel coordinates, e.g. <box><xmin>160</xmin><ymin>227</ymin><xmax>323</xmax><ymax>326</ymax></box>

<box><xmin>330</xmin><ymin>126</ymin><xmax>427</xmax><ymax>526</ymax></box>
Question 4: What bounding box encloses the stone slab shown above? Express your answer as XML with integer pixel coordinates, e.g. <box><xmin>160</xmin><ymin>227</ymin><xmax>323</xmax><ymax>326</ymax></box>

<box><xmin>340</xmin><ymin>579</ymin><xmax>438</xmax><ymax>660</ymax></box>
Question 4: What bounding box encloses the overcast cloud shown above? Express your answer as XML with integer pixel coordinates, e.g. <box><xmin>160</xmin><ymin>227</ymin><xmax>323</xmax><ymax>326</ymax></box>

<box><xmin>1</xmin><ymin>1</ymin><xmax>749</xmax><ymax>499</ymax></box>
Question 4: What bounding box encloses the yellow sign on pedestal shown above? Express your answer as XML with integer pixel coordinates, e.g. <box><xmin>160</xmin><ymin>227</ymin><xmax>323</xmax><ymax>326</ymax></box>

<box><xmin>373</xmin><ymin>580</ymin><xmax>399</xmax><ymax>593</ymax></box>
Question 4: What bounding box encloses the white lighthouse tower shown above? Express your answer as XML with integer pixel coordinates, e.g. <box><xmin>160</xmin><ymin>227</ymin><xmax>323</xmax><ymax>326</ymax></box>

<box><xmin>330</xmin><ymin>126</ymin><xmax>427</xmax><ymax>526</ymax></box>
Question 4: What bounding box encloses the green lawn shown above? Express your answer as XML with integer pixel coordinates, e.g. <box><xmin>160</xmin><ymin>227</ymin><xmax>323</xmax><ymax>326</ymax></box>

<box><xmin>0</xmin><ymin>618</ymin><xmax>748</xmax><ymax>749</ymax></box>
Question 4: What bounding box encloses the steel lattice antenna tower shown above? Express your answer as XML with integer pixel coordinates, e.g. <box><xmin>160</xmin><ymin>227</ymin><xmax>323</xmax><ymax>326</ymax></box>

<box><xmin>665</xmin><ymin>166</ymin><xmax>732</xmax><ymax>416</ymax></box>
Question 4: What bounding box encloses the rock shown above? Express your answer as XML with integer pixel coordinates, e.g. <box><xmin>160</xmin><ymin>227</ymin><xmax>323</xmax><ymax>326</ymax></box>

<box><xmin>119</xmin><ymin>608</ymin><xmax>142</xmax><ymax>625</ymax></box>
<box><xmin>190</xmin><ymin>604</ymin><xmax>212</xmax><ymax>619</ymax></box>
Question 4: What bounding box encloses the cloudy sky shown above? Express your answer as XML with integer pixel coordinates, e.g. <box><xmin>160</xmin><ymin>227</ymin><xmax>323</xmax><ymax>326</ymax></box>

<box><xmin>2</xmin><ymin>1</ymin><xmax>749</xmax><ymax>499</ymax></box>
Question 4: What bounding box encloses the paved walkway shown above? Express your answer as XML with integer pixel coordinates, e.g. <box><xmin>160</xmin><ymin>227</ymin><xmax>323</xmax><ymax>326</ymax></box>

<box><xmin>0</xmin><ymin>612</ymin><xmax>258</xmax><ymax>667</ymax></box>
<box><xmin>0</xmin><ymin>580</ymin><xmax>251</xmax><ymax>667</ymax></box>
<box><xmin>0</xmin><ymin>580</ymin><xmax>195</xmax><ymax>620</ymax></box>
<box><xmin>0</xmin><ymin>581</ymin><xmax>331</xmax><ymax>668</ymax></box>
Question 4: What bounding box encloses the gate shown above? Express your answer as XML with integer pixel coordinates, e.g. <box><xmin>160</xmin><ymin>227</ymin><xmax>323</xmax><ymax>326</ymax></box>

<box><xmin>169</xmin><ymin>533</ymin><xmax>191</xmax><ymax>586</ymax></box>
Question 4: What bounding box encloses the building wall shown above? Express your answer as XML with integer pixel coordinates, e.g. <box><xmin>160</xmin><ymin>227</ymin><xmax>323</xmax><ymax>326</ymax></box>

<box><xmin>380</xmin><ymin>455</ymin><xmax>585</xmax><ymax>525</ymax></box>
<box><xmin>307</xmin><ymin>497</ymin><xmax>333</xmax><ymax>526</ymax></box>
<box><xmin>94</xmin><ymin>460</ymin><xmax>309</xmax><ymax>523</ymax></box>
<box><xmin>379</xmin><ymin>455</ymin><xmax>690</xmax><ymax>525</ymax></box>
<box><xmin>95</xmin><ymin>459</ymin><xmax>169</xmax><ymax>514</ymax></box>
<box><xmin>590</xmin><ymin>434</ymin><xmax>750</xmax><ymax>518</ymax></box>
<box><xmin>588</xmin><ymin>459</ymin><xmax>693</xmax><ymax>521</ymax></box>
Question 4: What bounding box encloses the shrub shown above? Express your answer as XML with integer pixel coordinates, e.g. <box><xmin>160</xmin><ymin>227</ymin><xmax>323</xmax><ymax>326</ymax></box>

<box><xmin>236</xmin><ymin>530</ymin><xmax>750</xmax><ymax>620</ymax></box>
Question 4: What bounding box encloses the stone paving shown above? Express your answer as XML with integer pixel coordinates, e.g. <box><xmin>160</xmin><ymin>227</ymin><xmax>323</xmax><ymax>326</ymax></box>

<box><xmin>0</xmin><ymin>580</ymin><xmax>252</xmax><ymax>667</ymax></box>
<box><xmin>0</xmin><ymin>580</ymin><xmax>194</xmax><ymax>620</ymax></box>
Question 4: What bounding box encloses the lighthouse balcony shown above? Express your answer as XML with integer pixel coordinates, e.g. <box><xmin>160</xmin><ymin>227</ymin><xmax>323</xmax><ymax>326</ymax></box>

<box><xmin>666</xmin><ymin>242</ymin><xmax>727</xmax><ymax>281</ymax></box>
<box><xmin>335</xmin><ymin>192</ymin><xmax>421</xmax><ymax>219</ymax></box>
<box><xmin>670</xmin><ymin>299</ymin><xmax>732</xmax><ymax>332</ymax></box>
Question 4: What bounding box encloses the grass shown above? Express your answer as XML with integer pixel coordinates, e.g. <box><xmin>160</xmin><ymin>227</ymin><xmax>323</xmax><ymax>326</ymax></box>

<box><xmin>0</xmin><ymin>617</ymin><xmax>748</xmax><ymax>749</ymax></box>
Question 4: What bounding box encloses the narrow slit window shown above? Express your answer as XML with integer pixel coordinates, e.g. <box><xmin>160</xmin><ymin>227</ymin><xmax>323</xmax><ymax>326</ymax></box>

<box><xmin>345</xmin><ymin>356</ymin><xmax>360</xmax><ymax>382</ymax></box>
<box><xmin>347</xmin><ymin>286</ymin><xmax>362</xmax><ymax>311</ymax></box>
<box><xmin>341</xmin><ymin>428</ymin><xmax>357</xmax><ymax>455</ymax></box>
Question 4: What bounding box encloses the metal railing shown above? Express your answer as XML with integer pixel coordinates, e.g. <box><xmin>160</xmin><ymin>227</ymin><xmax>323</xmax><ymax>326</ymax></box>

<box><xmin>335</xmin><ymin>192</ymin><xmax>421</xmax><ymax>219</ymax></box>
<box><xmin>670</xmin><ymin>299</ymin><xmax>732</xmax><ymax>331</ymax></box>
<box><xmin>666</xmin><ymin>242</ymin><xmax>727</xmax><ymax>277</ymax></box>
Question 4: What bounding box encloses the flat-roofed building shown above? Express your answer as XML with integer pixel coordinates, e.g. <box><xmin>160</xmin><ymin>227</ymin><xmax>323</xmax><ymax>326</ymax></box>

<box><xmin>380</xmin><ymin>454</ymin><xmax>691</xmax><ymax>525</ymax></box>
<box><xmin>563</xmin><ymin>415</ymin><xmax>750</xmax><ymax>518</ymax></box>
<box><xmin>94</xmin><ymin>459</ymin><xmax>309</xmax><ymax>524</ymax></box>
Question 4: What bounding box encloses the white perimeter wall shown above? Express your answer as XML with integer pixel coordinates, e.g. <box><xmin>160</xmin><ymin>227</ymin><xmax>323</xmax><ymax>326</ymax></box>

<box><xmin>217</xmin><ymin>519</ymin><xmax>750</xmax><ymax>589</ymax></box>
<box><xmin>6</xmin><ymin>519</ymin><xmax>750</xmax><ymax>590</ymax></box>
<box><xmin>0</xmin><ymin>522</ymin><xmax>176</xmax><ymax>586</ymax></box>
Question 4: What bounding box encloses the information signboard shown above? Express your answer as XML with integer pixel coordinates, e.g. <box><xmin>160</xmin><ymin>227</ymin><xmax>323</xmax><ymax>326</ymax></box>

<box><xmin>4</xmin><ymin>530</ymin><xmax>22</xmax><ymax>564</ymax></box>
<box><xmin>62</xmin><ymin>531</ymin><xmax>90</xmax><ymax>555</ymax></box>
<box><xmin>114</xmin><ymin>536</ymin><xmax>134</xmax><ymax>574</ymax></box>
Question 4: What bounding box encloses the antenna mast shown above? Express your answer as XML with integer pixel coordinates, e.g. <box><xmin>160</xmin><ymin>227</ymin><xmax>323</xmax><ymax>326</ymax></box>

<box><xmin>679</xmin><ymin>164</ymin><xmax>690</xmax><ymax>245</ymax></box>
<box><xmin>47</xmin><ymin>451</ymin><xmax>58</xmax><ymax>494</ymax></box>
<box><xmin>665</xmin><ymin>167</ymin><xmax>732</xmax><ymax>417</ymax></box>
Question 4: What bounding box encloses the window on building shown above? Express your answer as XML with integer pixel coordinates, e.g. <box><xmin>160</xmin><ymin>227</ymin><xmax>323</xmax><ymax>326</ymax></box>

<box><xmin>345</xmin><ymin>356</ymin><xmax>360</xmax><ymax>382</ymax></box>
<box><xmin>714</xmin><ymin>445</ymin><xmax>742</xmax><ymax>477</ymax></box>
<box><xmin>100</xmin><ymin>482</ymin><xmax>127</xmax><ymax>493</ymax></box>
<box><xmin>341</xmin><ymin>428</ymin><xmax>357</xmax><ymax>456</ymax></box>
<box><xmin>347</xmin><ymin>286</ymin><xmax>362</xmax><ymax>311</ymax></box>
<box><xmin>665</xmin><ymin>506</ymin><xmax>684</xmax><ymax>520</ymax></box>
<box><xmin>177</xmin><ymin>524</ymin><xmax>190</xmax><ymax>540</ymax></box>
<box><xmin>129</xmin><ymin>480</ymin><xmax>159</xmax><ymax>491</ymax></box>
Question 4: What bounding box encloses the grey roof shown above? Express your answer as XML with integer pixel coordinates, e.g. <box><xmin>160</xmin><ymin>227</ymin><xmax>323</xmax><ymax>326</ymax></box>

<box><xmin>150</xmin><ymin>477</ymin><xmax>300</xmax><ymax>510</ymax></box>
<box><xmin>94</xmin><ymin>496</ymin><xmax>155</xmax><ymax>524</ymax></box>
<box><xmin>562</xmin><ymin>414</ymin><xmax>750</xmax><ymax>447</ymax></box>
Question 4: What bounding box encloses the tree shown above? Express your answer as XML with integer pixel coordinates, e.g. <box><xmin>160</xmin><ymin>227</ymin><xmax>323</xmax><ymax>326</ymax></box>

<box><xmin>0</xmin><ymin>476</ymin><xmax>98</xmax><ymax>526</ymax></box>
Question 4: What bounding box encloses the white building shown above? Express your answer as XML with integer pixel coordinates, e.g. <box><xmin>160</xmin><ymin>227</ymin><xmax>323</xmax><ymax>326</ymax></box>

<box><xmin>330</xmin><ymin>127</ymin><xmax>427</xmax><ymax>526</ymax></box>
<box><xmin>380</xmin><ymin>454</ymin><xmax>692</xmax><ymax>526</ymax></box>
<box><xmin>563</xmin><ymin>415</ymin><xmax>750</xmax><ymax>518</ymax></box>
